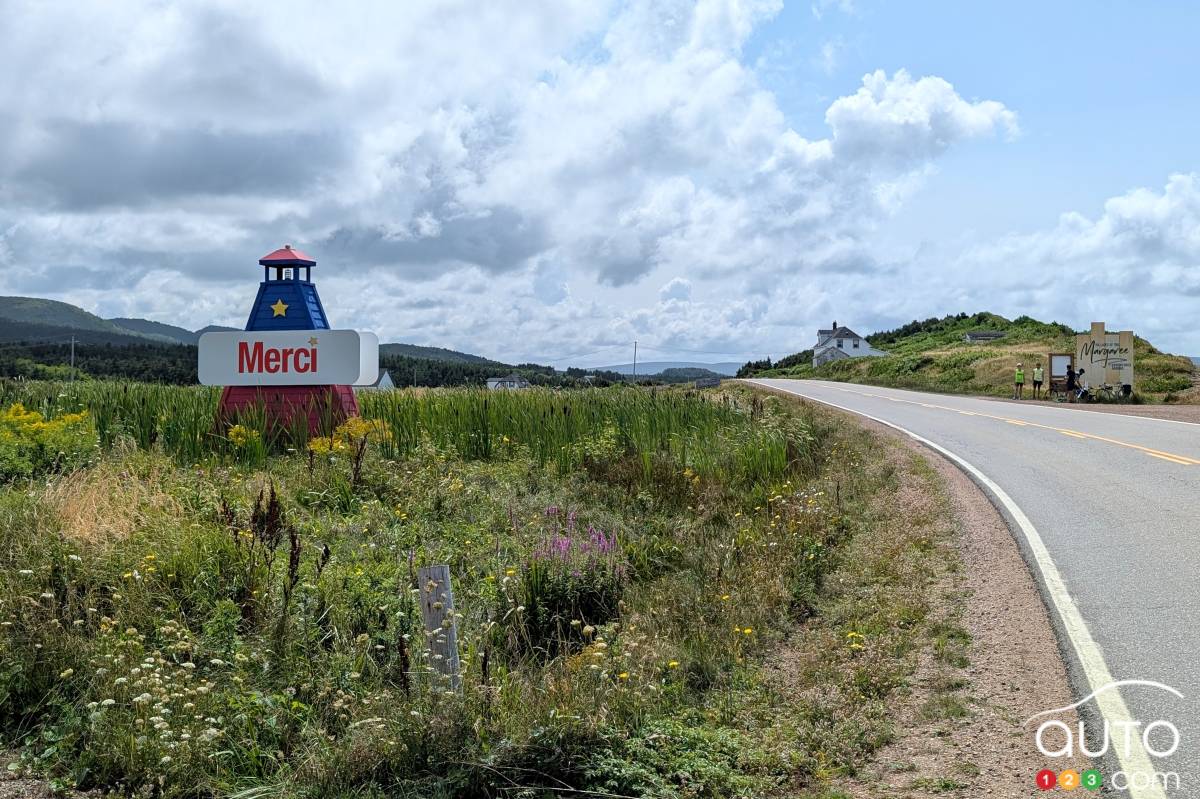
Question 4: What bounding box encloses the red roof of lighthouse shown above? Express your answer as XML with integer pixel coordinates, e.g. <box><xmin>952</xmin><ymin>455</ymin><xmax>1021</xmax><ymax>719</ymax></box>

<box><xmin>259</xmin><ymin>244</ymin><xmax>316</xmax><ymax>267</ymax></box>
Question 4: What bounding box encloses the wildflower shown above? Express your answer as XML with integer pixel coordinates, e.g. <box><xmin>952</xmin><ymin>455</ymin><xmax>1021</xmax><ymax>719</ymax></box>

<box><xmin>720</xmin><ymin>594</ymin><xmax>731</xmax><ymax>601</ymax></box>
<box><xmin>742</xmin><ymin>627</ymin><xmax>753</xmax><ymax>635</ymax></box>
<box><xmin>58</xmin><ymin>668</ymin><xmax>74</xmax><ymax>678</ymax></box>
<box><xmin>668</xmin><ymin>661</ymin><xmax>680</xmax><ymax>668</ymax></box>
<box><xmin>101</xmin><ymin>699</ymin><xmax>115</xmax><ymax>707</ymax></box>
<box><xmin>582</xmin><ymin>625</ymin><xmax>595</xmax><ymax>637</ymax></box>
<box><xmin>18</xmin><ymin>569</ymin><xmax>32</xmax><ymax>576</ymax></box>
<box><xmin>617</xmin><ymin>672</ymin><xmax>629</xmax><ymax>680</ymax></box>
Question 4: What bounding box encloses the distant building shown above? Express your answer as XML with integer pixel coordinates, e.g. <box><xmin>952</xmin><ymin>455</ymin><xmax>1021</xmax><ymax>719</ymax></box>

<box><xmin>813</xmin><ymin>320</ymin><xmax>888</xmax><ymax>366</ymax></box>
<box><xmin>355</xmin><ymin>369</ymin><xmax>394</xmax><ymax>391</ymax></box>
<box><xmin>963</xmin><ymin>330</ymin><xmax>1006</xmax><ymax>343</ymax></box>
<box><xmin>487</xmin><ymin>373</ymin><xmax>531</xmax><ymax>390</ymax></box>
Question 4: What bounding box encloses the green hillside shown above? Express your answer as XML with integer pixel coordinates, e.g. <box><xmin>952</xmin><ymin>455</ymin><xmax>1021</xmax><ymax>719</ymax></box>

<box><xmin>0</xmin><ymin>296</ymin><xmax>139</xmax><ymax>336</ymax></box>
<box><xmin>749</xmin><ymin>312</ymin><xmax>1196</xmax><ymax>402</ymax></box>
<box><xmin>109</xmin><ymin>317</ymin><xmax>198</xmax><ymax>344</ymax></box>
<box><xmin>380</xmin><ymin>342</ymin><xmax>498</xmax><ymax>364</ymax></box>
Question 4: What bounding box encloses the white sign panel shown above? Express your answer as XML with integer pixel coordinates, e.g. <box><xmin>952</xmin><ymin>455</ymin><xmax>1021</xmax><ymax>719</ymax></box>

<box><xmin>198</xmin><ymin>330</ymin><xmax>379</xmax><ymax>386</ymax></box>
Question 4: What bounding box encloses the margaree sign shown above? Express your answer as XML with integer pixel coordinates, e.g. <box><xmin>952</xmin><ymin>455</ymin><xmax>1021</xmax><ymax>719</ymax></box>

<box><xmin>1075</xmin><ymin>321</ymin><xmax>1133</xmax><ymax>389</ymax></box>
<box><xmin>199</xmin><ymin>330</ymin><xmax>379</xmax><ymax>387</ymax></box>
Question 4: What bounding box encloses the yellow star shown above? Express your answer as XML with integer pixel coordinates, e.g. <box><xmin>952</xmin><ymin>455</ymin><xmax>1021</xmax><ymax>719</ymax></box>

<box><xmin>308</xmin><ymin>336</ymin><xmax>319</xmax><ymax>346</ymax></box>
<box><xmin>270</xmin><ymin>299</ymin><xmax>288</xmax><ymax>317</ymax></box>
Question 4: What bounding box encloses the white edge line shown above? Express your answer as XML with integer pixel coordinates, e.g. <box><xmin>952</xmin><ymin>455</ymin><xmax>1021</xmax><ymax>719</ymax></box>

<box><xmin>746</xmin><ymin>379</ymin><xmax>1167</xmax><ymax>799</ymax></box>
<box><xmin>804</xmin><ymin>378</ymin><xmax>1200</xmax><ymax>428</ymax></box>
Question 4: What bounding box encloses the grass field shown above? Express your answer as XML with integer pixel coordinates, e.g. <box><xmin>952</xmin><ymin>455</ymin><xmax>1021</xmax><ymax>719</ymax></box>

<box><xmin>0</xmin><ymin>382</ymin><xmax>966</xmax><ymax>798</ymax></box>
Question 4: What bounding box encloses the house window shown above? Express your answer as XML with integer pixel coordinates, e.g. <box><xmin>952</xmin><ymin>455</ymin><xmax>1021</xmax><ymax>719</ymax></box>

<box><xmin>837</xmin><ymin>339</ymin><xmax>844</xmax><ymax>348</ymax></box>
<box><xmin>853</xmin><ymin>339</ymin><xmax>860</xmax><ymax>348</ymax></box>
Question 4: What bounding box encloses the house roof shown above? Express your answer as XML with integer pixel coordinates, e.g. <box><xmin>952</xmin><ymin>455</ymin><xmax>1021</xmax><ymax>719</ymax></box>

<box><xmin>816</xmin><ymin>325</ymin><xmax>865</xmax><ymax>344</ymax></box>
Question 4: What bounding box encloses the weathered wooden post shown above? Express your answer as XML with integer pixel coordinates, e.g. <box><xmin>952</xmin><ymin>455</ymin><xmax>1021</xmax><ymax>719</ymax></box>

<box><xmin>418</xmin><ymin>564</ymin><xmax>462</xmax><ymax>693</ymax></box>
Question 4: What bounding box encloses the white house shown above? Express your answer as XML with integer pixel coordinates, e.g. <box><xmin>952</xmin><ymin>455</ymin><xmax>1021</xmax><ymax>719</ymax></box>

<box><xmin>487</xmin><ymin>373</ymin><xmax>531</xmax><ymax>390</ymax></box>
<box><xmin>813</xmin><ymin>321</ymin><xmax>888</xmax><ymax>366</ymax></box>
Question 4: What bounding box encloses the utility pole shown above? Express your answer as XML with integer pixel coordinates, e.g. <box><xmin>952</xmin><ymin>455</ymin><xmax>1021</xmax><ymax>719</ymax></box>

<box><xmin>632</xmin><ymin>340</ymin><xmax>638</xmax><ymax>383</ymax></box>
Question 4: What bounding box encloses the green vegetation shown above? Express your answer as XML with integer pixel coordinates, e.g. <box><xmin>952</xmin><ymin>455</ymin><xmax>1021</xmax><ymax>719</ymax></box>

<box><xmin>0</xmin><ymin>297</ymin><xmax>148</xmax><ymax>337</ymax></box>
<box><xmin>746</xmin><ymin>312</ymin><xmax>1196</xmax><ymax>402</ymax></box>
<box><xmin>0</xmin><ymin>382</ymin><xmax>964</xmax><ymax>797</ymax></box>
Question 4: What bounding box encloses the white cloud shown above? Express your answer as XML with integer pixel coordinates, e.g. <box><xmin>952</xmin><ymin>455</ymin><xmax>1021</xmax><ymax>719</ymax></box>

<box><xmin>0</xmin><ymin>0</ymin><xmax>1032</xmax><ymax>363</ymax></box>
<box><xmin>658</xmin><ymin>277</ymin><xmax>693</xmax><ymax>301</ymax></box>
<box><xmin>935</xmin><ymin>174</ymin><xmax>1200</xmax><ymax>350</ymax></box>
<box><xmin>826</xmin><ymin>69</ymin><xmax>1018</xmax><ymax>167</ymax></box>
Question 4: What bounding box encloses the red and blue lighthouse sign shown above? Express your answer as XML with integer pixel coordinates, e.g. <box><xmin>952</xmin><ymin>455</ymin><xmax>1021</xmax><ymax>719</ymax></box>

<box><xmin>199</xmin><ymin>245</ymin><xmax>379</xmax><ymax>432</ymax></box>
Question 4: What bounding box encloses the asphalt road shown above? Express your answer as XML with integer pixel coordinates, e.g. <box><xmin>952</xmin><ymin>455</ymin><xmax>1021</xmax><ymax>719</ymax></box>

<box><xmin>748</xmin><ymin>378</ymin><xmax>1200</xmax><ymax>796</ymax></box>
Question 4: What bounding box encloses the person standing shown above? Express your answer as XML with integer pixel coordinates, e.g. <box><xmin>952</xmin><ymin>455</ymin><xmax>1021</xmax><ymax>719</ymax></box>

<box><xmin>1032</xmin><ymin>362</ymin><xmax>1045</xmax><ymax>400</ymax></box>
<box><xmin>1014</xmin><ymin>362</ymin><xmax>1025</xmax><ymax>399</ymax></box>
<box><xmin>1066</xmin><ymin>364</ymin><xmax>1077</xmax><ymax>402</ymax></box>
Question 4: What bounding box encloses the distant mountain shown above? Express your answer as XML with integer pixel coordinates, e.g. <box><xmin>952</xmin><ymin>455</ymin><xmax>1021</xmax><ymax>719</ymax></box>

<box><xmin>380</xmin><ymin>343</ymin><xmax>497</xmax><ymax>365</ymax></box>
<box><xmin>0</xmin><ymin>319</ymin><xmax>168</xmax><ymax>347</ymax></box>
<box><xmin>593</xmin><ymin>360</ymin><xmax>742</xmax><ymax>376</ymax></box>
<box><xmin>650</xmin><ymin>367</ymin><xmax>725</xmax><ymax>383</ymax></box>
<box><xmin>0</xmin><ymin>294</ymin><xmax>508</xmax><ymax>372</ymax></box>
<box><xmin>109</xmin><ymin>317</ymin><xmax>198</xmax><ymax>344</ymax></box>
<box><xmin>196</xmin><ymin>324</ymin><xmax>241</xmax><ymax>336</ymax></box>
<box><xmin>0</xmin><ymin>296</ymin><xmax>136</xmax><ymax>336</ymax></box>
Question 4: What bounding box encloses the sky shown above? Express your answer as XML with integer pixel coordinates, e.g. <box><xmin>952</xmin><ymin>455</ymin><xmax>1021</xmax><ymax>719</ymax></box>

<box><xmin>1</xmin><ymin>0</ymin><xmax>1199</xmax><ymax>365</ymax></box>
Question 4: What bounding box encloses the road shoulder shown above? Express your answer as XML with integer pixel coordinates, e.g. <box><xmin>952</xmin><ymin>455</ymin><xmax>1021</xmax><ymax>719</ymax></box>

<box><xmin>759</xmin><ymin>387</ymin><xmax>1091</xmax><ymax>796</ymax></box>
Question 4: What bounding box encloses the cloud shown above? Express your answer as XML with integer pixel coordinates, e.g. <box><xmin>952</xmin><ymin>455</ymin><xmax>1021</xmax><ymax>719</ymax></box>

<box><xmin>826</xmin><ymin>69</ymin><xmax>1018</xmax><ymax>167</ymax></box>
<box><xmin>946</xmin><ymin>174</ymin><xmax>1200</xmax><ymax>327</ymax></box>
<box><xmin>658</xmin><ymin>277</ymin><xmax>692</xmax><ymax>301</ymax></box>
<box><xmin>0</xmin><ymin>0</ymin><xmax>1032</xmax><ymax>362</ymax></box>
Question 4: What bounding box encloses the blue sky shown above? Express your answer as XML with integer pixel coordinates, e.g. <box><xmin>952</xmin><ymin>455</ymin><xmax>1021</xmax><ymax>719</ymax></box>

<box><xmin>2</xmin><ymin>0</ymin><xmax>1200</xmax><ymax>361</ymax></box>
<box><xmin>750</xmin><ymin>1</ymin><xmax>1200</xmax><ymax>238</ymax></box>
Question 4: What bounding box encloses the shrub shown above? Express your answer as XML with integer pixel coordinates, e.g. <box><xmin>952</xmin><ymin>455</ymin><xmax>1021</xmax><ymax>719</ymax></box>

<box><xmin>501</xmin><ymin>516</ymin><xmax>628</xmax><ymax>658</ymax></box>
<box><xmin>0</xmin><ymin>403</ymin><xmax>96</xmax><ymax>480</ymax></box>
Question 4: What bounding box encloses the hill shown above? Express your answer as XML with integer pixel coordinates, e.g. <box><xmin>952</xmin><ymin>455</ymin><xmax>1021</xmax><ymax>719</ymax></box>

<box><xmin>109</xmin><ymin>317</ymin><xmax>199</xmax><ymax>344</ymax></box>
<box><xmin>380</xmin><ymin>342</ymin><xmax>497</xmax><ymax>364</ymax></box>
<box><xmin>746</xmin><ymin>312</ymin><xmax>1196</xmax><ymax>402</ymax></box>
<box><xmin>0</xmin><ymin>296</ymin><xmax>151</xmax><ymax>338</ymax></box>
<box><xmin>646</xmin><ymin>367</ymin><xmax>725</xmax><ymax>383</ymax></box>
<box><xmin>594</xmin><ymin>360</ymin><xmax>742</xmax><ymax>376</ymax></box>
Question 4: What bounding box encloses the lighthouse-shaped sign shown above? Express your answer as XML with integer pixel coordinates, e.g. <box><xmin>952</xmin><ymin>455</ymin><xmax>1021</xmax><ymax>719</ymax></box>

<box><xmin>198</xmin><ymin>245</ymin><xmax>379</xmax><ymax>433</ymax></box>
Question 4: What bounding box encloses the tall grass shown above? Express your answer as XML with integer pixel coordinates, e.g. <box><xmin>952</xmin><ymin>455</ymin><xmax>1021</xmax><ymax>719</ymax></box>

<box><xmin>360</xmin><ymin>387</ymin><xmax>809</xmax><ymax>493</ymax></box>
<box><xmin>0</xmin><ymin>380</ymin><xmax>810</xmax><ymax>497</ymax></box>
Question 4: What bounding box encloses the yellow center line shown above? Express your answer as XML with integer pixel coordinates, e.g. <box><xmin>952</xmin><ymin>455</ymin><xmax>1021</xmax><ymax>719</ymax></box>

<box><xmin>841</xmin><ymin>388</ymin><xmax>1199</xmax><ymax>466</ymax></box>
<box><xmin>1145</xmin><ymin>452</ymin><xmax>1194</xmax><ymax>466</ymax></box>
